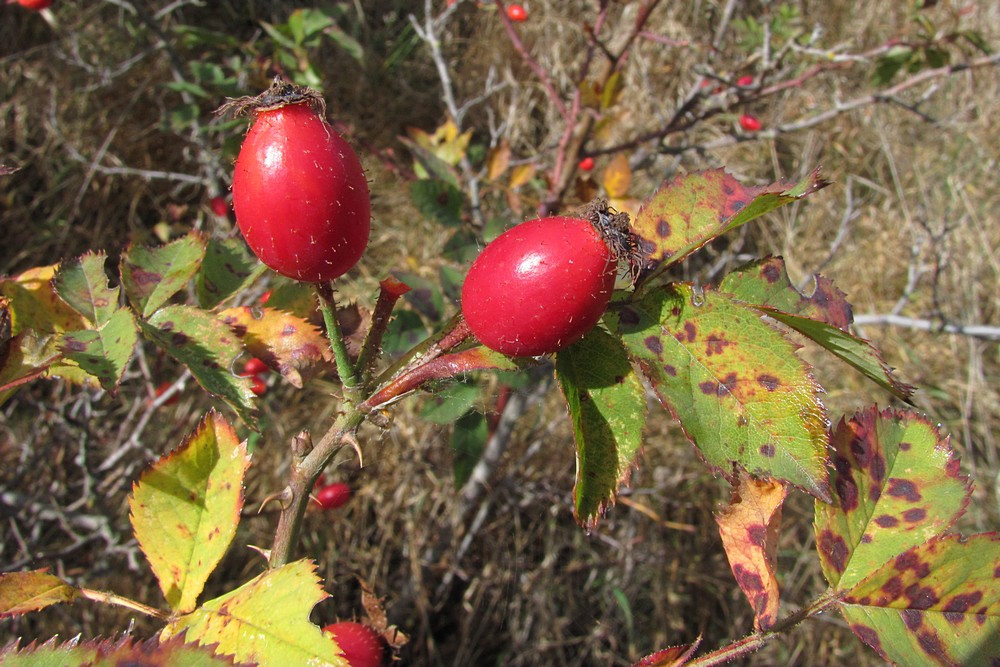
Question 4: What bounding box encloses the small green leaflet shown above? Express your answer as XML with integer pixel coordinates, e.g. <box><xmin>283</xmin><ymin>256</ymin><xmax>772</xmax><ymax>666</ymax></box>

<box><xmin>161</xmin><ymin>560</ymin><xmax>347</xmax><ymax>667</ymax></box>
<box><xmin>121</xmin><ymin>232</ymin><xmax>207</xmax><ymax>319</ymax></box>
<box><xmin>814</xmin><ymin>408</ymin><xmax>998</xmax><ymax>666</ymax></box>
<box><xmin>618</xmin><ymin>284</ymin><xmax>830</xmax><ymax>500</ymax></box>
<box><xmin>60</xmin><ymin>308</ymin><xmax>138</xmax><ymax>393</ymax></box>
<box><xmin>556</xmin><ymin>327</ymin><xmax>647</xmax><ymax>528</ymax></box>
<box><xmin>139</xmin><ymin>305</ymin><xmax>257</xmax><ymax>427</ymax></box>
<box><xmin>52</xmin><ymin>252</ymin><xmax>119</xmax><ymax>326</ymax></box>
<box><xmin>0</xmin><ymin>570</ymin><xmax>79</xmax><ymax>619</ymax></box>
<box><xmin>129</xmin><ymin>411</ymin><xmax>249</xmax><ymax>614</ymax></box>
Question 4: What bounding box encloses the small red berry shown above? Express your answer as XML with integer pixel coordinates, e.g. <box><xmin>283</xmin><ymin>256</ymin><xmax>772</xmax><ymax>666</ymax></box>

<box><xmin>259</xmin><ymin>290</ymin><xmax>272</xmax><ymax>304</ymax></box>
<box><xmin>314</xmin><ymin>482</ymin><xmax>353</xmax><ymax>510</ymax></box>
<box><xmin>324</xmin><ymin>621</ymin><xmax>385</xmax><ymax>667</ymax></box>
<box><xmin>17</xmin><ymin>0</ymin><xmax>53</xmax><ymax>10</ymax></box>
<box><xmin>231</xmin><ymin>81</ymin><xmax>370</xmax><ymax>282</ymax></box>
<box><xmin>736</xmin><ymin>75</ymin><xmax>754</xmax><ymax>87</ymax></box>
<box><xmin>507</xmin><ymin>4</ymin><xmax>528</xmax><ymax>22</ymax></box>
<box><xmin>578</xmin><ymin>157</ymin><xmax>595</xmax><ymax>172</ymax></box>
<box><xmin>739</xmin><ymin>113</ymin><xmax>762</xmax><ymax>132</ymax></box>
<box><xmin>242</xmin><ymin>357</ymin><xmax>268</xmax><ymax>376</ymax></box>
<box><xmin>209</xmin><ymin>196</ymin><xmax>229</xmax><ymax>217</ymax></box>
<box><xmin>250</xmin><ymin>375</ymin><xmax>268</xmax><ymax>396</ymax></box>
<box><xmin>153</xmin><ymin>381</ymin><xmax>179</xmax><ymax>406</ymax></box>
<box><xmin>461</xmin><ymin>216</ymin><xmax>617</xmax><ymax>357</ymax></box>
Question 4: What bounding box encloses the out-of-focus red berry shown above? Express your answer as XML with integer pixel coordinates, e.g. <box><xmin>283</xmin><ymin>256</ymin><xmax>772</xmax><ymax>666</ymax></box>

<box><xmin>209</xmin><ymin>196</ymin><xmax>229</xmax><ymax>217</ymax></box>
<box><xmin>507</xmin><ymin>4</ymin><xmax>527</xmax><ymax>22</ymax></box>
<box><xmin>578</xmin><ymin>157</ymin><xmax>595</xmax><ymax>172</ymax></box>
<box><xmin>260</xmin><ymin>290</ymin><xmax>272</xmax><ymax>304</ymax></box>
<box><xmin>242</xmin><ymin>357</ymin><xmax>268</xmax><ymax>376</ymax></box>
<box><xmin>17</xmin><ymin>0</ymin><xmax>53</xmax><ymax>10</ymax></box>
<box><xmin>250</xmin><ymin>375</ymin><xmax>268</xmax><ymax>396</ymax></box>
<box><xmin>739</xmin><ymin>114</ymin><xmax>762</xmax><ymax>132</ymax></box>
<box><xmin>314</xmin><ymin>482</ymin><xmax>353</xmax><ymax>510</ymax></box>
<box><xmin>736</xmin><ymin>75</ymin><xmax>754</xmax><ymax>87</ymax></box>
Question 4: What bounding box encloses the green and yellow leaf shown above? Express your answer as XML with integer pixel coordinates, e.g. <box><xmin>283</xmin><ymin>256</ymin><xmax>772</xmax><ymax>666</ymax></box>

<box><xmin>0</xmin><ymin>570</ymin><xmax>79</xmax><ymax>619</ymax></box>
<box><xmin>120</xmin><ymin>232</ymin><xmax>207</xmax><ymax>319</ymax></box>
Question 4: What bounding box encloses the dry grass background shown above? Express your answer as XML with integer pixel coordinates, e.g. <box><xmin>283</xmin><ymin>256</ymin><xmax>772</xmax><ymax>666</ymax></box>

<box><xmin>1</xmin><ymin>1</ymin><xmax>998</xmax><ymax>665</ymax></box>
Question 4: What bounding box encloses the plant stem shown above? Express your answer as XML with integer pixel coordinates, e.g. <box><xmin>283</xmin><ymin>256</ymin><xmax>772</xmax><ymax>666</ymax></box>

<box><xmin>355</xmin><ymin>276</ymin><xmax>411</xmax><ymax>388</ymax></box>
<box><xmin>315</xmin><ymin>281</ymin><xmax>361</xmax><ymax>405</ymax></box>
<box><xmin>78</xmin><ymin>588</ymin><xmax>169</xmax><ymax>620</ymax></box>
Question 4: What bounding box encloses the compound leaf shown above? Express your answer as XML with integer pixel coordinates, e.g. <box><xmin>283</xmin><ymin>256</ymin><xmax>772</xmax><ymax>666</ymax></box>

<box><xmin>52</xmin><ymin>252</ymin><xmax>119</xmax><ymax>326</ymax></box>
<box><xmin>0</xmin><ymin>570</ymin><xmax>79</xmax><ymax>619</ymax></box>
<box><xmin>139</xmin><ymin>305</ymin><xmax>256</xmax><ymax>427</ymax></box>
<box><xmin>556</xmin><ymin>327</ymin><xmax>647</xmax><ymax>528</ymax></box>
<box><xmin>60</xmin><ymin>308</ymin><xmax>137</xmax><ymax>393</ymax></box>
<box><xmin>633</xmin><ymin>169</ymin><xmax>828</xmax><ymax>278</ymax></box>
<box><xmin>619</xmin><ymin>284</ymin><xmax>830</xmax><ymax>500</ymax></box>
<box><xmin>129</xmin><ymin>411</ymin><xmax>249</xmax><ymax>614</ymax></box>
<box><xmin>161</xmin><ymin>560</ymin><xmax>346</xmax><ymax>667</ymax></box>
<box><xmin>121</xmin><ymin>232</ymin><xmax>207</xmax><ymax>319</ymax></box>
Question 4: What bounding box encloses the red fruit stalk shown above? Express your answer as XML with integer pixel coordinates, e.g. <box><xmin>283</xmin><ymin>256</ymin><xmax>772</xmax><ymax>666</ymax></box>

<box><xmin>324</xmin><ymin>621</ymin><xmax>385</xmax><ymax>667</ymax></box>
<box><xmin>461</xmin><ymin>216</ymin><xmax>617</xmax><ymax>356</ymax></box>
<box><xmin>225</xmin><ymin>80</ymin><xmax>370</xmax><ymax>282</ymax></box>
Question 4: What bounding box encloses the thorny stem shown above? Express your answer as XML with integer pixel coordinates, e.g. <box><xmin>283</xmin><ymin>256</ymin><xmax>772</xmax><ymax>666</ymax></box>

<box><xmin>79</xmin><ymin>588</ymin><xmax>169</xmax><ymax>621</ymax></box>
<box><xmin>315</xmin><ymin>281</ymin><xmax>361</xmax><ymax>406</ymax></box>
<box><xmin>356</xmin><ymin>277</ymin><xmax>412</xmax><ymax>388</ymax></box>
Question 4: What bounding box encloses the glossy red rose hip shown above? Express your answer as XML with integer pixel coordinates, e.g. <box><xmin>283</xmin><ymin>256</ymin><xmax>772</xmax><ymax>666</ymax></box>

<box><xmin>314</xmin><ymin>482</ymin><xmax>352</xmax><ymax>510</ymax></box>
<box><xmin>233</xmin><ymin>97</ymin><xmax>370</xmax><ymax>282</ymax></box>
<box><xmin>461</xmin><ymin>216</ymin><xmax>616</xmax><ymax>356</ymax></box>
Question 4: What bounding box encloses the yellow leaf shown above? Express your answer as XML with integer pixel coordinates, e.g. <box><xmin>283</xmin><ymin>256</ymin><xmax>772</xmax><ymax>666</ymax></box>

<box><xmin>602</xmin><ymin>153</ymin><xmax>632</xmax><ymax>198</ymax></box>
<box><xmin>508</xmin><ymin>163</ymin><xmax>536</xmax><ymax>190</ymax></box>
<box><xmin>486</xmin><ymin>141</ymin><xmax>512</xmax><ymax>181</ymax></box>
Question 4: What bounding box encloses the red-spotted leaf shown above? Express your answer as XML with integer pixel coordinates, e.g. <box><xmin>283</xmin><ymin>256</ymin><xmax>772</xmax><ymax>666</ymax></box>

<box><xmin>618</xmin><ymin>283</ymin><xmax>830</xmax><ymax>500</ymax></box>
<box><xmin>121</xmin><ymin>232</ymin><xmax>207</xmax><ymax>319</ymax></box>
<box><xmin>0</xmin><ymin>570</ymin><xmax>79</xmax><ymax>618</ymax></box>
<box><xmin>555</xmin><ymin>327</ymin><xmax>647</xmax><ymax>528</ymax></box>
<box><xmin>633</xmin><ymin>169</ymin><xmax>828</xmax><ymax>278</ymax></box>
<box><xmin>161</xmin><ymin>560</ymin><xmax>346</xmax><ymax>667</ymax></box>
<box><xmin>632</xmin><ymin>638</ymin><xmax>701</xmax><ymax>666</ymax></box>
<box><xmin>839</xmin><ymin>533</ymin><xmax>1000</xmax><ymax>666</ymax></box>
<box><xmin>715</xmin><ymin>476</ymin><xmax>787</xmax><ymax>631</ymax></box>
<box><xmin>139</xmin><ymin>305</ymin><xmax>256</xmax><ymax>427</ymax></box>
<box><xmin>196</xmin><ymin>238</ymin><xmax>265</xmax><ymax>310</ymax></box>
<box><xmin>52</xmin><ymin>252</ymin><xmax>119</xmax><ymax>326</ymax></box>
<box><xmin>814</xmin><ymin>407</ymin><xmax>971</xmax><ymax>591</ymax></box>
<box><xmin>719</xmin><ymin>256</ymin><xmax>852</xmax><ymax>330</ymax></box>
<box><xmin>217</xmin><ymin>306</ymin><xmax>333</xmax><ymax>388</ymax></box>
<box><xmin>0</xmin><ymin>635</ymin><xmax>248</xmax><ymax>666</ymax></box>
<box><xmin>129</xmin><ymin>411</ymin><xmax>249</xmax><ymax>614</ymax></box>
<box><xmin>60</xmin><ymin>308</ymin><xmax>137</xmax><ymax>393</ymax></box>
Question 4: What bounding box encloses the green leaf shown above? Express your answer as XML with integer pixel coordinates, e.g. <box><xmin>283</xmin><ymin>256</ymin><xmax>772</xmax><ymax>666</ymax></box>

<box><xmin>409</xmin><ymin>179</ymin><xmax>465</xmax><ymax>228</ymax></box>
<box><xmin>325</xmin><ymin>24</ymin><xmax>364</xmax><ymax>63</ymax></box>
<box><xmin>161</xmin><ymin>560</ymin><xmax>346</xmax><ymax>667</ymax></box>
<box><xmin>121</xmin><ymin>232</ymin><xmax>207</xmax><ymax>319</ymax></box>
<box><xmin>196</xmin><ymin>238</ymin><xmax>263</xmax><ymax>310</ymax></box>
<box><xmin>814</xmin><ymin>407</ymin><xmax>971</xmax><ymax>591</ymax></box>
<box><xmin>451</xmin><ymin>410</ymin><xmax>488</xmax><ymax>487</ymax></box>
<box><xmin>0</xmin><ymin>636</ymin><xmax>248</xmax><ymax>667</ymax></box>
<box><xmin>556</xmin><ymin>327</ymin><xmax>647</xmax><ymax>527</ymax></box>
<box><xmin>420</xmin><ymin>381</ymin><xmax>480</xmax><ymax>424</ymax></box>
<box><xmin>632</xmin><ymin>169</ymin><xmax>828</xmax><ymax>280</ymax></box>
<box><xmin>52</xmin><ymin>252</ymin><xmax>119</xmax><ymax>326</ymax></box>
<box><xmin>840</xmin><ymin>533</ymin><xmax>1000</xmax><ymax>667</ymax></box>
<box><xmin>139</xmin><ymin>305</ymin><xmax>257</xmax><ymax>427</ymax></box>
<box><xmin>619</xmin><ymin>284</ymin><xmax>830</xmax><ymax>500</ymax></box>
<box><xmin>60</xmin><ymin>308</ymin><xmax>138</xmax><ymax>393</ymax></box>
<box><xmin>719</xmin><ymin>256</ymin><xmax>852</xmax><ymax>330</ymax></box>
<box><xmin>129</xmin><ymin>411</ymin><xmax>249</xmax><ymax>614</ymax></box>
<box><xmin>763</xmin><ymin>309</ymin><xmax>915</xmax><ymax>402</ymax></box>
<box><xmin>0</xmin><ymin>570</ymin><xmax>79</xmax><ymax>619</ymax></box>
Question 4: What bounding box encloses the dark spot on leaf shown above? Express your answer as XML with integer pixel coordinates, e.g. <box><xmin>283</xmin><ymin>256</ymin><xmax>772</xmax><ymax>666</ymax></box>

<box><xmin>817</xmin><ymin>530</ymin><xmax>849</xmax><ymax>573</ymax></box>
<box><xmin>737</xmin><ymin>414</ymin><xmax>748</xmax><ymax>427</ymax></box>
<box><xmin>684</xmin><ymin>322</ymin><xmax>696</xmax><ymax>342</ymax></box>
<box><xmin>868</xmin><ymin>485</ymin><xmax>881</xmax><ymax>502</ymax></box>
<box><xmin>63</xmin><ymin>339</ymin><xmax>88</xmax><ymax>352</ymax></box>
<box><xmin>943</xmin><ymin>591</ymin><xmax>982</xmax><ymax>620</ymax></box>
<box><xmin>901</xmin><ymin>609</ymin><xmax>922</xmax><ymax>630</ymax></box>
<box><xmin>916</xmin><ymin>631</ymin><xmax>944</xmax><ymax>657</ymax></box>
<box><xmin>861</xmin><ymin>534</ymin><xmax>872</xmax><ymax>543</ymax></box>
<box><xmin>644</xmin><ymin>336</ymin><xmax>663</xmax><ymax>355</ymax></box>
<box><xmin>850</xmin><ymin>624</ymin><xmax>880</xmax><ymax>652</ymax></box>
<box><xmin>761</xmin><ymin>263</ymin><xmax>781</xmax><ymax>283</ymax></box>
<box><xmin>656</xmin><ymin>219</ymin><xmax>671</xmax><ymax>238</ymax></box>
<box><xmin>759</xmin><ymin>444</ymin><xmax>775</xmax><ymax>458</ymax></box>
<box><xmin>727</xmin><ymin>199</ymin><xmax>747</xmax><ymax>216</ymax></box>
<box><xmin>874</xmin><ymin>514</ymin><xmax>898</xmax><ymax>528</ymax></box>
<box><xmin>613</xmin><ymin>375</ymin><xmax>625</xmax><ymax>384</ymax></box>
<box><xmin>720</xmin><ymin>372</ymin><xmax>738</xmax><ymax>394</ymax></box>
<box><xmin>835</xmin><ymin>474</ymin><xmax>859</xmax><ymax>512</ymax></box>
<box><xmin>902</xmin><ymin>508</ymin><xmax>927</xmax><ymax>522</ymax></box>
<box><xmin>906</xmin><ymin>585</ymin><xmax>939</xmax><ymax>609</ymax></box>
<box><xmin>895</xmin><ymin>551</ymin><xmax>932</xmax><ymax>579</ymax></box>
<box><xmin>670</xmin><ymin>306</ymin><xmax>681</xmax><ymax>317</ymax></box>
<box><xmin>899</xmin><ymin>441</ymin><xmax>912</xmax><ymax>451</ymax></box>
<box><xmin>662</xmin><ymin>364</ymin><xmax>676</xmax><ymax>376</ymax></box>
<box><xmin>202</xmin><ymin>359</ymin><xmax>220</xmax><ymax>369</ymax></box>
<box><xmin>869</xmin><ymin>453</ymin><xmax>886</xmax><ymax>484</ymax></box>
<box><xmin>699</xmin><ymin>381</ymin><xmax>717</xmax><ymax>395</ymax></box>
<box><xmin>705</xmin><ymin>334</ymin><xmax>729</xmax><ymax>356</ymax></box>
<box><xmin>746</xmin><ymin>524</ymin><xmax>767</xmax><ymax>547</ymax></box>
<box><xmin>129</xmin><ymin>268</ymin><xmax>162</xmax><ymax>286</ymax></box>
<box><xmin>282</xmin><ymin>324</ymin><xmax>297</xmax><ymax>336</ymax></box>
<box><xmin>732</xmin><ymin>564</ymin><xmax>764</xmax><ymax>592</ymax></box>
<box><xmin>171</xmin><ymin>332</ymin><xmax>188</xmax><ymax>346</ymax></box>
<box><xmin>886</xmin><ymin>478</ymin><xmax>921</xmax><ymax>502</ymax></box>
<box><xmin>757</xmin><ymin>374</ymin><xmax>779</xmax><ymax>391</ymax></box>
<box><xmin>160</xmin><ymin>320</ymin><xmax>175</xmax><ymax>332</ymax></box>
<box><xmin>881</xmin><ymin>575</ymin><xmax>903</xmax><ymax>599</ymax></box>
<box><xmin>618</xmin><ymin>306</ymin><xmax>640</xmax><ymax>326</ymax></box>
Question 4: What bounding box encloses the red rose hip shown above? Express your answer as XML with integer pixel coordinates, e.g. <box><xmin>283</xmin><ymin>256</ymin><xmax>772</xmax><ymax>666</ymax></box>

<box><xmin>461</xmin><ymin>216</ymin><xmax>617</xmax><ymax>356</ymax></box>
<box><xmin>324</xmin><ymin>621</ymin><xmax>385</xmax><ymax>667</ymax></box>
<box><xmin>230</xmin><ymin>82</ymin><xmax>370</xmax><ymax>282</ymax></box>
<box><xmin>314</xmin><ymin>482</ymin><xmax>352</xmax><ymax>510</ymax></box>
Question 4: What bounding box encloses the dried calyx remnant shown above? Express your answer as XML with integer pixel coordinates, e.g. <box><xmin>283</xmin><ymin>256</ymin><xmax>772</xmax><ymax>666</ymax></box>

<box><xmin>216</xmin><ymin>77</ymin><xmax>327</xmax><ymax>118</ymax></box>
<box><xmin>582</xmin><ymin>198</ymin><xmax>644</xmax><ymax>284</ymax></box>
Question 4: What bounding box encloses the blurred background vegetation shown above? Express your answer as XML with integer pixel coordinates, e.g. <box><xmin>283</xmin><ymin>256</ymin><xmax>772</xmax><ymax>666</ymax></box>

<box><xmin>1</xmin><ymin>1</ymin><xmax>997</xmax><ymax>665</ymax></box>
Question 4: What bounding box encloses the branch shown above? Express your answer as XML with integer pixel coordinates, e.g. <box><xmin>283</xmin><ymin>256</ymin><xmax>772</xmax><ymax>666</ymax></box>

<box><xmin>852</xmin><ymin>314</ymin><xmax>1000</xmax><ymax>341</ymax></box>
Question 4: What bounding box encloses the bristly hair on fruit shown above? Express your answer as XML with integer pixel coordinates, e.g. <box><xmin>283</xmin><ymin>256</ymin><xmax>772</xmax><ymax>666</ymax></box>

<box><xmin>582</xmin><ymin>198</ymin><xmax>643</xmax><ymax>286</ymax></box>
<box><xmin>215</xmin><ymin>77</ymin><xmax>327</xmax><ymax>119</ymax></box>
